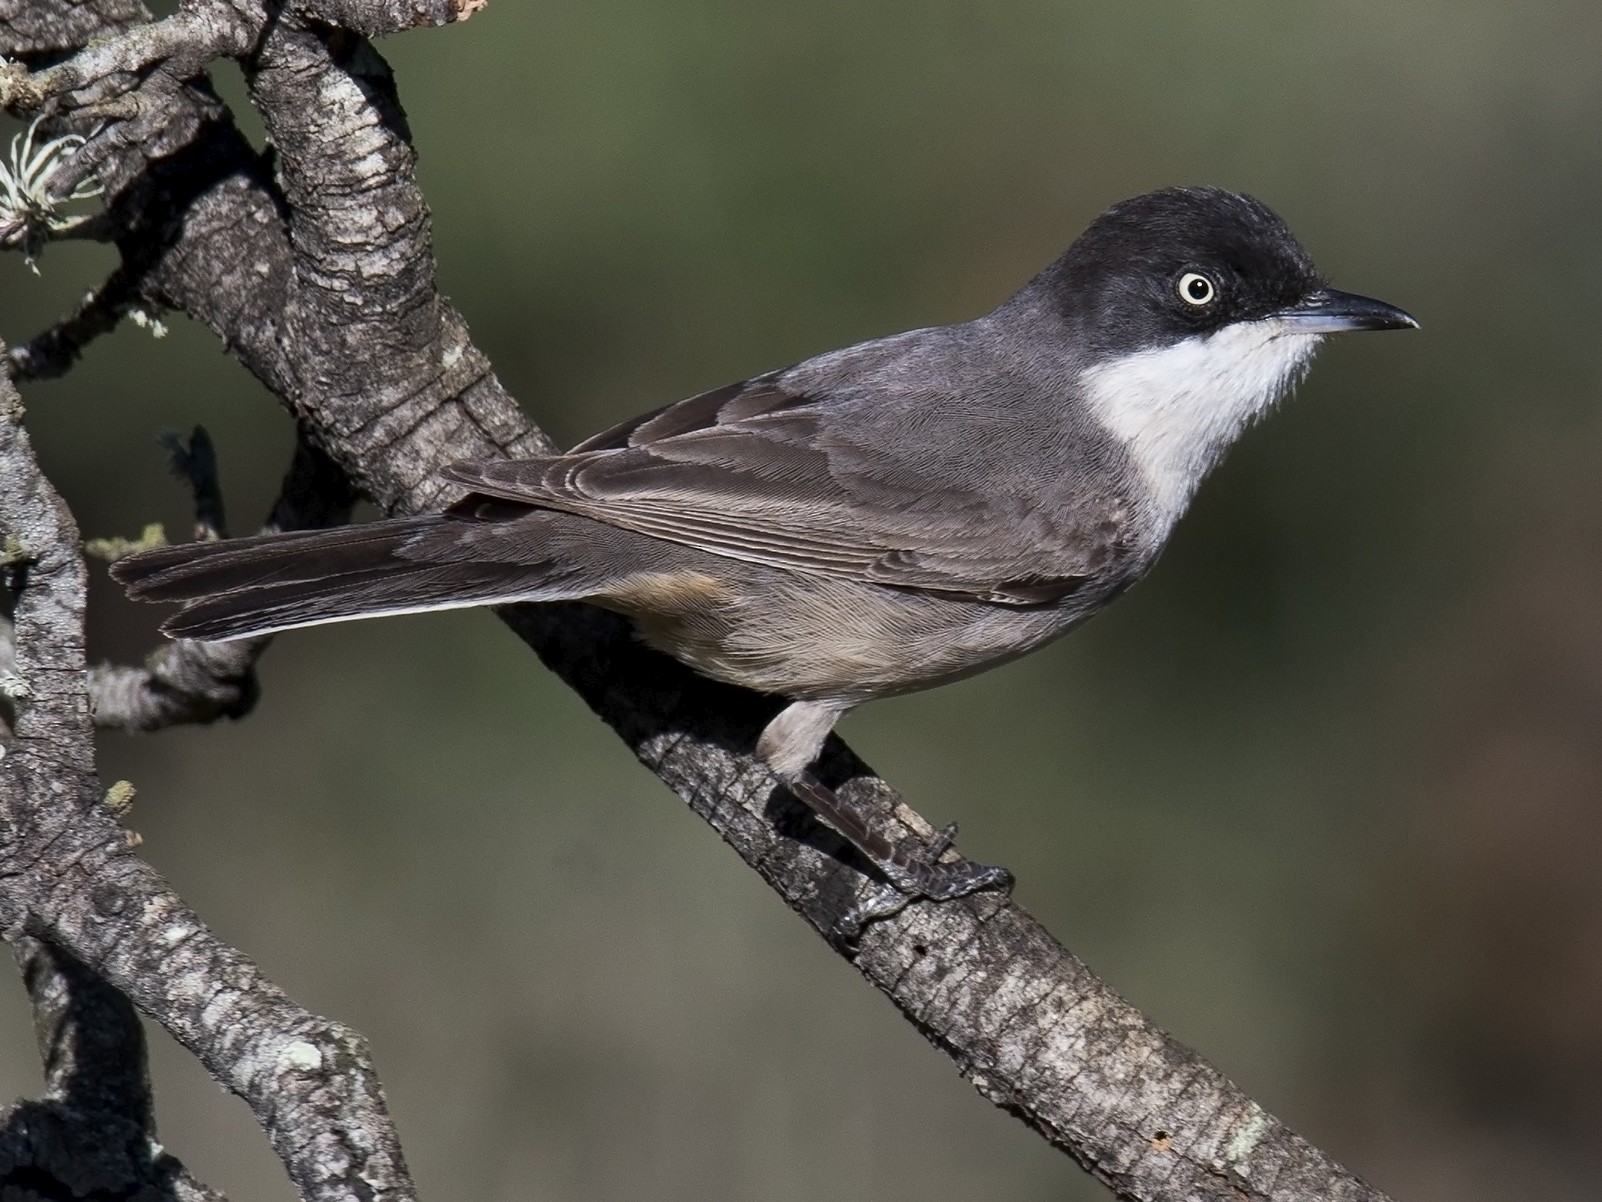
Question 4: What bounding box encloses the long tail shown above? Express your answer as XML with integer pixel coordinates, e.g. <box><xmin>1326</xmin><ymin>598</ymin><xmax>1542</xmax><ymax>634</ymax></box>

<box><xmin>111</xmin><ymin>514</ymin><xmax>583</xmax><ymax>642</ymax></box>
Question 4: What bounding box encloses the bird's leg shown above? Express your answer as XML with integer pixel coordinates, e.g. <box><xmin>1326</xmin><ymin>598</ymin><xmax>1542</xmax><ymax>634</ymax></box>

<box><xmin>784</xmin><ymin>771</ymin><xmax>1013</xmax><ymax>936</ymax></box>
<box><xmin>758</xmin><ymin>700</ymin><xmax>1014</xmax><ymax>938</ymax></box>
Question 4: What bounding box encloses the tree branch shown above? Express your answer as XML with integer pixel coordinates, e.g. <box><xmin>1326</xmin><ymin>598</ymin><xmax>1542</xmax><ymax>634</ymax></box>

<box><xmin>0</xmin><ymin>346</ymin><xmax>418</xmax><ymax>1201</ymax></box>
<box><xmin>0</xmin><ymin>4</ymin><xmax>1402</xmax><ymax>1201</ymax></box>
<box><xmin>0</xmin><ymin>936</ymin><xmax>225</xmax><ymax>1202</ymax></box>
<box><xmin>0</xmin><ymin>611</ymin><xmax>15</xmax><ymax>734</ymax></box>
<box><xmin>5</xmin><ymin>263</ymin><xmax>141</xmax><ymax>381</ymax></box>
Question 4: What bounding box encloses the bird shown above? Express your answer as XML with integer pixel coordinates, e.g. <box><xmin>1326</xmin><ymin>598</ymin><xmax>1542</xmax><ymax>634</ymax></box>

<box><xmin>114</xmin><ymin>186</ymin><xmax>1417</xmax><ymax>934</ymax></box>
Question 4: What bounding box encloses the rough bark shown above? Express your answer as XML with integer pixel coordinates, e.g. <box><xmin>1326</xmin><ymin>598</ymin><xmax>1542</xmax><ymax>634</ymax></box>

<box><xmin>0</xmin><ymin>3</ymin><xmax>1401</xmax><ymax>1201</ymax></box>
<box><xmin>1</xmin><ymin>350</ymin><xmax>416</xmax><ymax>1201</ymax></box>
<box><xmin>2</xmin><ymin>937</ymin><xmax>226</xmax><ymax>1202</ymax></box>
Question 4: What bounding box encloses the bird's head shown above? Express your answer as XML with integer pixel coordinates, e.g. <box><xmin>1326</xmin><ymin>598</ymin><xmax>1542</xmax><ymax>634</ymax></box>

<box><xmin>1022</xmin><ymin>186</ymin><xmax>1417</xmax><ymax>527</ymax></box>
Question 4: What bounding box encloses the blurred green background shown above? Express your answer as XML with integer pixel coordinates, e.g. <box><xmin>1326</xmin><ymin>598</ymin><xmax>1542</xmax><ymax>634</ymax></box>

<box><xmin>4</xmin><ymin>1</ymin><xmax>1602</xmax><ymax>1199</ymax></box>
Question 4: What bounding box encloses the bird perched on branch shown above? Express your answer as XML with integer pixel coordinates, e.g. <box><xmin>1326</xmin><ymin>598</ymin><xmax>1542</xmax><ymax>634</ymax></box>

<box><xmin>115</xmin><ymin>187</ymin><xmax>1417</xmax><ymax>935</ymax></box>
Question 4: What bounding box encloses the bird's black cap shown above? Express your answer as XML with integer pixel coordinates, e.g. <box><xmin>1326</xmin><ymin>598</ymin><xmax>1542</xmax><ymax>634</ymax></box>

<box><xmin>1018</xmin><ymin>187</ymin><xmax>1414</xmax><ymax>356</ymax></box>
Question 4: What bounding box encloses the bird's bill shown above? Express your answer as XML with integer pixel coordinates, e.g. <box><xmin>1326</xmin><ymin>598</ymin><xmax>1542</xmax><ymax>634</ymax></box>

<box><xmin>1271</xmin><ymin>288</ymin><xmax>1419</xmax><ymax>333</ymax></box>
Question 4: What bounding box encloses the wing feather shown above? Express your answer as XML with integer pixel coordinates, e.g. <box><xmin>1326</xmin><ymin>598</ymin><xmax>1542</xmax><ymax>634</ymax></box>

<box><xmin>452</xmin><ymin>364</ymin><xmax>1121</xmax><ymax>604</ymax></box>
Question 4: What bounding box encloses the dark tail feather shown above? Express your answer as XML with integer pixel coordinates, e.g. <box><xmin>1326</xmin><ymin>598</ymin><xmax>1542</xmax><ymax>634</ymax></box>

<box><xmin>112</xmin><ymin>518</ymin><xmax>442</xmax><ymax>601</ymax></box>
<box><xmin>111</xmin><ymin>516</ymin><xmax>575</xmax><ymax>642</ymax></box>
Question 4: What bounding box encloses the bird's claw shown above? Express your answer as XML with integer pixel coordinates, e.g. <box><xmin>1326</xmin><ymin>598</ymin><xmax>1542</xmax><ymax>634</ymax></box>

<box><xmin>833</xmin><ymin>822</ymin><xmax>1014</xmax><ymax>943</ymax></box>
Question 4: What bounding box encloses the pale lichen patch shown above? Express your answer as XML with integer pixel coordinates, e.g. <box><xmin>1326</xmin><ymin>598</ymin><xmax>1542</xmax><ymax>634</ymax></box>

<box><xmin>279</xmin><ymin>1039</ymin><xmax>323</xmax><ymax>1072</ymax></box>
<box><xmin>1223</xmin><ymin>1104</ymin><xmax>1270</xmax><ymax>1163</ymax></box>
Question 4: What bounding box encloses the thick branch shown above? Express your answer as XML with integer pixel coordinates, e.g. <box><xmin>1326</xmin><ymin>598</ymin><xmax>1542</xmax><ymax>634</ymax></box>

<box><xmin>0</xmin><ymin>0</ymin><xmax>479</xmax><ymax>201</ymax></box>
<box><xmin>249</xmin><ymin>14</ymin><xmax>545</xmax><ymax>506</ymax></box>
<box><xmin>0</xmin><ymin>355</ymin><xmax>210</xmax><ymax>1198</ymax></box>
<box><xmin>31</xmin><ymin>849</ymin><xmax>419</xmax><ymax>1202</ymax></box>
<box><xmin>0</xmin><ymin>363</ymin><xmax>94</xmax><ymax>784</ymax></box>
<box><xmin>0</xmin><ymin>612</ymin><xmax>14</xmax><ymax>733</ymax></box>
<box><xmin>1</xmin><ymin>7</ymin><xmax>253</xmax><ymax>120</ymax></box>
<box><xmin>294</xmin><ymin>0</ymin><xmax>483</xmax><ymax>37</ymax></box>
<box><xmin>0</xmin><ymin>1</ymin><xmax>146</xmax><ymax>63</ymax></box>
<box><xmin>18</xmin><ymin>938</ymin><xmax>153</xmax><ymax>1140</ymax></box>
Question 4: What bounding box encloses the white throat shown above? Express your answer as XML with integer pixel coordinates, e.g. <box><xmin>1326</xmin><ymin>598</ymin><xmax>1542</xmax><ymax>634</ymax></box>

<box><xmin>1082</xmin><ymin>317</ymin><xmax>1322</xmax><ymax>535</ymax></box>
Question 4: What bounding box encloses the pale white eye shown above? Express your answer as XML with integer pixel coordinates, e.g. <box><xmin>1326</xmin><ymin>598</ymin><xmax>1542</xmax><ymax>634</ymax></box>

<box><xmin>1178</xmin><ymin>272</ymin><xmax>1216</xmax><ymax>306</ymax></box>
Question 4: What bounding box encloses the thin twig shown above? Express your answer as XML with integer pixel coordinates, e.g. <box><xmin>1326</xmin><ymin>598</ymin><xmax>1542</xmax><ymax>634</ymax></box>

<box><xmin>6</xmin><ymin>265</ymin><xmax>141</xmax><ymax>382</ymax></box>
<box><xmin>89</xmin><ymin>431</ymin><xmax>356</xmax><ymax>733</ymax></box>
<box><xmin>161</xmin><ymin>426</ymin><xmax>226</xmax><ymax>542</ymax></box>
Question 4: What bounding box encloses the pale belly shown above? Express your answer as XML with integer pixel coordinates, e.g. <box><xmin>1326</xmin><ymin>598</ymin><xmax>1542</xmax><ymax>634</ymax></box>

<box><xmin>624</xmin><ymin>569</ymin><xmax>1130</xmax><ymax>706</ymax></box>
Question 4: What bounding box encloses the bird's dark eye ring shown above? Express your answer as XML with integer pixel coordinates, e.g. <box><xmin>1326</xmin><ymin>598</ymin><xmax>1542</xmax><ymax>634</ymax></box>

<box><xmin>1178</xmin><ymin>272</ymin><xmax>1216</xmax><ymax>306</ymax></box>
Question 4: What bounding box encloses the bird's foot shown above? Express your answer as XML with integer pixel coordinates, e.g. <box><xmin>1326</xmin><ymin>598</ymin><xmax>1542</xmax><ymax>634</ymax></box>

<box><xmin>834</xmin><ymin>822</ymin><xmax>1014</xmax><ymax>943</ymax></box>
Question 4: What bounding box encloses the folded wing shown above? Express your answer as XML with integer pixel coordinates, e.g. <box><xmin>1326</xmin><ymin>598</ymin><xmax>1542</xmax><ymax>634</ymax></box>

<box><xmin>448</xmin><ymin>371</ymin><xmax>1120</xmax><ymax>606</ymax></box>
